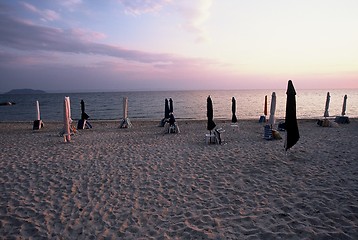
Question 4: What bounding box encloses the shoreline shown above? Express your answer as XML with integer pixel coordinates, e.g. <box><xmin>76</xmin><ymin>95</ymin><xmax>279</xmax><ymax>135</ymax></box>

<box><xmin>1</xmin><ymin>118</ymin><xmax>357</xmax><ymax>239</ymax></box>
<box><xmin>0</xmin><ymin>117</ymin><xmax>355</xmax><ymax>123</ymax></box>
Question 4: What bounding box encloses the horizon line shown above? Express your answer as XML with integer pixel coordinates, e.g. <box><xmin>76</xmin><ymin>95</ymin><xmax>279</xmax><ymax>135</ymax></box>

<box><xmin>1</xmin><ymin>86</ymin><xmax>358</xmax><ymax>94</ymax></box>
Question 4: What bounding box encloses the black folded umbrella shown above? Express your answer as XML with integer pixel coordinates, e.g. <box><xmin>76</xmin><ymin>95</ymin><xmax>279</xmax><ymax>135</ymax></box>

<box><xmin>232</xmin><ymin>97</ymin><xmax>238</xmax><ymax>123</ymax></box>
<box><xmin>169</xmin><ymin>98</ymin><xmax>173</xmax><ymax>113</ymax></box>
<box><xmin>284</xmin><ymin>80</ymin><xmax>299</xmax><ymax>151</ymax></box>
<box><xmin>169</xmin><ymin>113</ymin><xmax>176</xmax><ymax>125</ymax></box>
<box><xmin>207</xmin><ymin>96</ymin><xmax>216</xmax><ymax>132</ymax></box>
<box><xmin>165</xmin><ymin>98</ymin><xmax>170</xmax><ymax>119</ymax></box>
<box><xmin>81</xmin><ymin>100</ymin><xmax>89</xmax><ymax>120</ymax></box>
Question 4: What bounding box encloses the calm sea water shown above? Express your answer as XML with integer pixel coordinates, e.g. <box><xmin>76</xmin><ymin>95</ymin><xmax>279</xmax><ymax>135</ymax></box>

<box><xmin>0</xmin><ymin>89</ymin><xmax>357</xmax><ymax>121</ymax></box>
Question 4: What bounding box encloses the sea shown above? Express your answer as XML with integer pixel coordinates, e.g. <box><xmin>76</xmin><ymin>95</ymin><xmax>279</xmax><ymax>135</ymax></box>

<box><xmin>0</xmin><ymin>89</ymin><xmax>357</xmax><ymax>122</ymax></box>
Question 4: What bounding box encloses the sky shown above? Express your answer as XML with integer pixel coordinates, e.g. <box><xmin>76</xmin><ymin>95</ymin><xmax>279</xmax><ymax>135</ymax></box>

<box><xmin>0</xmin><ymin>0</ymin><xmax>357</xmax><ymax>92</ymax></box>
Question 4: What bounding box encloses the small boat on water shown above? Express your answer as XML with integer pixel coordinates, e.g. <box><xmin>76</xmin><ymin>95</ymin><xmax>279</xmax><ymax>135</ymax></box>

<box><xmin>0</xmin><ymin>102</ymin><xmax>16</xmax><ymax>106</ymax></box>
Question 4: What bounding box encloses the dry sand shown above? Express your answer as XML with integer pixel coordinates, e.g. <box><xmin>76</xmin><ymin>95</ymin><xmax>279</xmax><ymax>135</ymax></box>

<box><xmin>0</xmin><ymin>119</ymin><xmax>357</xmax><ymax>239</ymax></box>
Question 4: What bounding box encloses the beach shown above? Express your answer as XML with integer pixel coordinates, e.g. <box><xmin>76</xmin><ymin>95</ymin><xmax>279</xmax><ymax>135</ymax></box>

<box><xmin>1</xmin><ymin>119</ymin><xmax>357</xmax><ymax>239</ymax></box>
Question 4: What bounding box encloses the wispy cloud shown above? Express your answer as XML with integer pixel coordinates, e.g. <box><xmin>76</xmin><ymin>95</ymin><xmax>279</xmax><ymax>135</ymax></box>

<box><xmin>59</xmin><ymin>0</ymin><xmax>82</xmax><ymax>8</ymax></box>
<box><xmin>21</xmin><ymin>2</ymin><xmax>60</xmax><ymax>22</ymax></box>
<box><xmin>57</xmin><ymin>0</ymin><xmax>82</xmax><ymax>12</ymax></box>
<box><xmin>175</xmin><ymin>0</ymin><xmax>212</xmax><ymax>42</ymax></box>
<box><xmin>0</xmin><ymin>50</ymin><xmax>59</xmax><ymax>66</ymax></box>
<box><xmin>118</xmin><ymin>0</ymin><xmax>171</xmax><ymax>15</ymax></box>
<box><xmin>118</xmin><ymin>0</ymin><xmax>212</xmax><ymax>42</ymax></box>
<box><xmin>0</xmin><ymin>13</ymin><xmax>218</xmax><ymax>68</ymax></box>
<box><xmin>70</xmin><ymin>28</ymin><xmax>107</xmax><ymax>41</ymax></box>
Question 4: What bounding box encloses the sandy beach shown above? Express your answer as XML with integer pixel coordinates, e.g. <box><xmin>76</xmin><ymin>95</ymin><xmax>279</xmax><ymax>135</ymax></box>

<box><xmin>0</xmin><ymin>119</ymin><xmax>357</xmax><ymax>239</ymax></box>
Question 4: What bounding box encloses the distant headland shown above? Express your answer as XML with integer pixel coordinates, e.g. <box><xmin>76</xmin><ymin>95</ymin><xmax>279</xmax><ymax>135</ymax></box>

<box><xmin>3</xmin><ymin>89</ymin><xmax>47</xmax><ymax>94</ymax></box>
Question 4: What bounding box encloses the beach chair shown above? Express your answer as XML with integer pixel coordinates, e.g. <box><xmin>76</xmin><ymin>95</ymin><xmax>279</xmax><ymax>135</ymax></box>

<box><xmin>168</xmin><ymin>123</ymin><xmax>180</xmax><ymax>133</ymax></box>
<box><xmin>214</xmin><ymin>128</ymin><xmax>225</xmax><ymax>144</ymax></box>
<box><xmin>205</xmin><ymin>133</ymin><xmax>216</xmax><ymax>144</ymax></box>
<box><xmin>278</xmin><ymin>122</ymin><xmax>286</xmax><ymax>131</ymax></box>
<box><xmin>166</xmin><ymin>113</ymin><xmax>180</xmax><ymax>133</ymax></box>
<box><xmin>264</xmin><ymin>124</ymin><xmax>273</xmax><ymax>140</ymax></box>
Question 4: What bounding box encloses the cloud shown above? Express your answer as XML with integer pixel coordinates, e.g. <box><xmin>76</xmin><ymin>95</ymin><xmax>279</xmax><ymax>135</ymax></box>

<box><xmin>21</xmin><ymin>2</ymin><xmax>60</xmax><ymax>22</ymax></box>
<box><xmin>59</xmin><ymin>0</ymin><xmax>82</xmax><ymax>8</ymax></box>
<box><xmin>0</xmin><ymin>14</ymin><xmax>159</xmax><ymax>62</ymax></box>
<box><xmin>70</xmin><ymin>28</ymin><xmax>107</xmax><ymax>41</ymax></box>
<box><xmin>117</xmin><ymin>0</ymin><xmax>212</xmax><ymax>42</ymax></box>
<box><xmin>118</xmin><ymin>0</ymin><xmax>171</xmax><ymax>15</ymax></box>
<box><xmin>0</xmin><ymin>51</ymin><xmax>59</xmax><ymax>66</ymax></box>
<box><xmin>0</xmin><ymin>13</ymin><xmax>220</xmax><ymax>69</ymax></box>
<box><xmin>175</xmin><ymin>0</ymin><xmax>212</xmax><ymax>42</ymax></box>
<box><xmin>57</xmin><ymin>0</ymin><xmax>82</xmax><ymax>12</ymax></box>
<box><xmin>0</xmin><ymin>51</ymin><xmax>20</xmax><ymax>64</ymax></box>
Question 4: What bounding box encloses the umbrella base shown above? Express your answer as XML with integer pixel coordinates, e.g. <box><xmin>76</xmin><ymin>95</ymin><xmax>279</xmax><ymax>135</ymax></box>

<box><xmin>33</xmin><ymin>120</ymin><xmax>44</xmax><ymax>130</ymax></box>
<box><xmin>120</xmin><ymin>118</ymin><xmax>132</xmax><ymax>128</ymax></box>
<box><xmin>231</xmin><ymin>123</ymin><xmax>239</xmax><ymax>131</ymax></box>
<box><xmin>335</xmin><ymin>116</ymin><xmax>350</xmax><ymax>124</ymax></box>
<box><xmin>77</xmin><ymin>119</ymin><xmax>92</xmax><ymax>129</ymax></box>
<box><xmin>259</xmin><ymin>116</ymin><xmax>266</xmax><ymax>123</ymax></box>
<box><xmin>317</xmin><ymin>119</ymin><xmax>339</xmax><ymax>127</ymax></box>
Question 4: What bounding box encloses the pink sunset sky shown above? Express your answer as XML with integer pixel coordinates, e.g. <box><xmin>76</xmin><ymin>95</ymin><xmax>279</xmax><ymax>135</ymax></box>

<box><xmin>0</xmin><ymin>0</ymin><xmax>357</xmax><ymax>92</ymax></box>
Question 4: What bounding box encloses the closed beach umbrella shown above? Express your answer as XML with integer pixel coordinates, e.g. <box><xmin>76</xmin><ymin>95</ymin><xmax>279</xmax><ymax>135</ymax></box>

<box><xmin>324</xmin><ymin>92</ymin><xmax>330</xmax><ymax>118</ymax></box>
<box><xmin>207</xmin><ymin>96</ymin><xmax>216</xmax><ymax>132</ymax></box>
<box><xmin>165</xmin><ymin>98</ymin><xmax>170</xmax><ymax>119</ymax></box>
<box><xmin>80</xmin><ymin>100</ymin><xmax>89</xmax><ymax>120</ymax></box>
<box><xmin>169</xmin><ymin>98</ymin><xmax>173</xmax><ymax>113</ymax></box>
<box><xmin>33</xmin><ymin>100</ymin><xmax>43</xmax><ymax>130</ymax></box>
<box><xmin>123</xmin><ymin>97</ymin><xmax>128</xmax><ymax>119</ymax></box>
<box><xmin>268</xmin><ymin>92</ymin><xmax>276</xmax><ymax>126</ymax></box>
<box><xmin>64</xmin><ymin>97</ymin><xmax>71</xmax><ymax>142</ymax></box>
<box><xmin>284</xmin><ymin>80</ymin><xmax>299</xmax><ymax>151</ymax></box>
<box><xmin>119</xmin><ymin>97</ymin><xmax>132</xmax><ymax>128</ymax></box>
<box><xmin>81</xmin><ymin>99</ymin><xmax>85</xmax><ymax>113</ymax></box>
<box><xmin>68</xmin><ymin>98</ymin><xmax>71</xmax><ymax>121</ymax></box>
<box><xmin>341</xmin><ymin>95</ymin><xmax>347</xmax><ymax>116</ymax></box>
<box><xmin>232</xmin><ymin>97</ymin><xmax>238</xmax><ymax>123</ymax></box>
<box><xmin>264</xmin><ymin>95</ymin><xmax>268</xmax><ymax>116</ymax></box>
<box><xmin>36</xmin><ymin>100</ymin><xmax>41</xmax><ymax>121</ymax></box>
<box><xmin>169</xmin><ymin>113</ymin><xmax>176</xmax><ymax>125</ymax></box>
